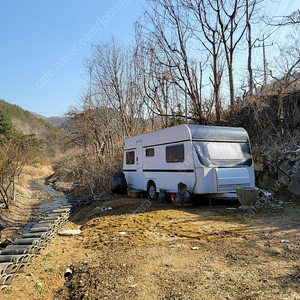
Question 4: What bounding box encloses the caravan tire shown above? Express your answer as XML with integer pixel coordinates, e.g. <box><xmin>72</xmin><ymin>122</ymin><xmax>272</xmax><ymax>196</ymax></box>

<box><xmin>147</xmin><ymin>182</ymin><xmax>157</xmax><ymax>200</ymax></box>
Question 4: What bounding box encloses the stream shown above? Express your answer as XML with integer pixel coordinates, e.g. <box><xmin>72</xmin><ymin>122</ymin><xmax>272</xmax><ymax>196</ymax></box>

<box><xmin>18</xmin><ymin>182</ymin><xmax>70</xmax><ymax>236</ymax></box>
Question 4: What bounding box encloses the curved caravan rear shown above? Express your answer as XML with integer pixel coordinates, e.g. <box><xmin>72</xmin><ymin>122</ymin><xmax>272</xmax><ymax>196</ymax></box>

<box><xmin>123</xmin><ymin>124</ymin><xmax>255</xmax><ymax>198</ymax></box>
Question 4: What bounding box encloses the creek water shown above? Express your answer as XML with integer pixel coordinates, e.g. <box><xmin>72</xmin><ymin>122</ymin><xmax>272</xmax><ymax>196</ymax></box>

<box><xmin>33</xmin><ymin>185</ymin><xmax>68</xmax><ymax>215</ymax></box>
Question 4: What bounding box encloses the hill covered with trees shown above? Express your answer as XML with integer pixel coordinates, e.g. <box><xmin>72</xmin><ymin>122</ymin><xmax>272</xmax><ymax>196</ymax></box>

<box><xmin>0</xmin><ymin>99</ymin><xmax>67</xmax><ymax>157</ymax></box>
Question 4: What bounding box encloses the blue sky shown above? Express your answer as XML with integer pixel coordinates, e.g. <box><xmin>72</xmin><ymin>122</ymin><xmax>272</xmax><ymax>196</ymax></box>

<box><xmin>0</xmin><ymin>0</ymin><xmax>145</xmax><ymax>117</ymax></box>
<box><xmin>0</xmin><ymin>0</ymin><xmax>298</xmax><ymax>117</ymax></box>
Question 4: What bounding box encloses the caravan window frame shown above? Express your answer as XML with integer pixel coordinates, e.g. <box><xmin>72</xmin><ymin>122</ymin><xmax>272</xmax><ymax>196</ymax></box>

<box><xmin>145</xmin><ymin>148</ymin><xmax>155</xmax><ymax>157</ymax></box>
<box><xmin>126</xmin><ymin>151</ymin><xmax>135</xmax><ymax>165</ymax></box>
<box><xmin>193</xmin><ymin>141</ymin><xmax>252</xmax><ymax>167</ymax></box>
<box><xmin>166</xmin><ymin>143</ymin><xmax>184</xmax><ymax>163</ymax></box>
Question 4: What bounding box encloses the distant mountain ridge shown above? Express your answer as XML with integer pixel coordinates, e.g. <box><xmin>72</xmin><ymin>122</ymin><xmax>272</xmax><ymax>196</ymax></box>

<box><xmin>30</xmin><ymin>112</ymin><xmax>68</xmax><ymax>129</ymax></box>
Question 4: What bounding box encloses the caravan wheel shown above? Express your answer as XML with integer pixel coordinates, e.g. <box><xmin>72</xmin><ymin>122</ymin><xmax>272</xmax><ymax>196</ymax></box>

<box><xmin>147</xmin><ymin>182</ymin><xmax>157</xmax><ymax>199</ymax></box>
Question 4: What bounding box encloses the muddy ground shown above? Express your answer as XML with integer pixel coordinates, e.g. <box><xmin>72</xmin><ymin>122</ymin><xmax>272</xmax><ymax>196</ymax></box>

<box><xmin>0</xmin><ymin>190</ymin><xmax>300</xmax><ymax>300</ymax></box>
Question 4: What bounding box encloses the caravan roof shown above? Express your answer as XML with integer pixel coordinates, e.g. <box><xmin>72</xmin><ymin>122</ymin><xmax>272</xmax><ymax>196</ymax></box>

<box><xmin>124</xmin><ymin>124</ymin><xmax>249</xmax><ymax>150</ymax></box>
<box><xmin>187</xmin><ymin>125</ymin><xmax>249</xmax><ymax>142</ymax></box>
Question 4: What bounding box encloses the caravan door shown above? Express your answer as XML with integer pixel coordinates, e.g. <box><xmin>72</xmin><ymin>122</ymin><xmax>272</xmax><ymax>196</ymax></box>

<box><xmin>135</xmin><ymin>139</ymin><xmax>143</xmax><ymax>190</ymax></box>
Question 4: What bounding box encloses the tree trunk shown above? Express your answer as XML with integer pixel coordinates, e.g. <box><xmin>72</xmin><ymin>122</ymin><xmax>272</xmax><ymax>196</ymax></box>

<box><xmin>213</xmin><ymin>49</ymin><xmax>221</xmax><ymax>123</ymax></box>
<box><xmin>228</xmin><ymin>63</ymin><xmax>235</xmax><ymax>107</ymax></box>
<box><xmin>246</xmin><ymin>0</ymin><xmax>253</xmax><ymax>98</ymax></box>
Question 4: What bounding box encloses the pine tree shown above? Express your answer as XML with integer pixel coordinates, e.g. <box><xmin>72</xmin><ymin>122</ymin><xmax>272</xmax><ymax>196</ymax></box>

<box><xmin>0</xmin><ymin>109</ymin><xmax>13</xmax><ymax>137</ymax></box>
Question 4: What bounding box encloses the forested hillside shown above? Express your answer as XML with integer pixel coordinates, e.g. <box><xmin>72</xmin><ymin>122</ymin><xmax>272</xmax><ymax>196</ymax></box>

<box><xmin>0</xmin><ymin>99</ymin><xmax>66</xmax><ymax>156</ymax></box>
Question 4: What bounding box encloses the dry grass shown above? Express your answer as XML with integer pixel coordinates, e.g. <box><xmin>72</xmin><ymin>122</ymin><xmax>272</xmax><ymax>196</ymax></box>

<box><xmin>19</xmin><ymin>165</ymin><xmax>54</xmax><ymax>185</ymax></box>
<box><xmin>224</xmin><ymin>90</ymin><xmax>300</xmax><ymax>152</ymax></box>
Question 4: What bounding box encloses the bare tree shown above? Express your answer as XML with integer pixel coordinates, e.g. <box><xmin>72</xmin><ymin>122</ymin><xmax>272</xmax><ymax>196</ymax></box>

<box><xmin>134</xmin><ymin>36</ymin><xmax>189</xmax><ymax>127</ymax></box>
<box><xmin>137</xmin><ymin>0</ymin><xmax>208</xmax><ymax>124</ymax></box>
<box><xmin>85</xmin><ymin>38</ymin><xmax>145</xmax><ymax>138</ymax></box>
<box><xmin>67</xmin><ymin>101</ymin><xmax>125</xmax><ymax>196</ymax></box>
<box><xmin>245</xmin><ymin>0</ymin><xmax>263</xmax><ymax>99</ymax></box>
<box><xmin>66</xmin><ymin>37</ymin><xmax>148</xmax><ymax>195</ymax></box>
<box><xmin>183</xmin><ymin>0</ymin><xmax>224</xmax><ymax>123</ymax></box>
<box><xmin>210</xmin><ymin>0</ymin><xmax>247</xmax><ymax>107</ymax></box>
<box><xmin>0</xmin><ymin>135</ymin><xmax>40</xmax><ymax>209</ymax></box>
<box><xmin>270</xmin><ymin>34</ymin><xmax>300</xmax><ymax>123</ymax></box>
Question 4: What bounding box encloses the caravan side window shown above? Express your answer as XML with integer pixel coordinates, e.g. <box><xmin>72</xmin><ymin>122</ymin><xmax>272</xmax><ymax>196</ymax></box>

<box><xmin>166</xmin><ymin>144</ymin><xmax>184</xmax><ymax>162</ymax></box>
<box><xmin>145</xmin><ymin>148</ymin><xmax>154</xmax><ymax>157</ymax></box>
<box><xmin>126</xmin><ymin>151</ymin><xmax>135</xmax><ymax>165</ymax></box>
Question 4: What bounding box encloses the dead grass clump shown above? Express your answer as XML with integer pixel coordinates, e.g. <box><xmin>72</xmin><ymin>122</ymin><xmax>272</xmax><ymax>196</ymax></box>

<box><xmin>224</xmin><ymin>90</ymin><xmax>300</xmax><ymax>152</ymax></box>
<box><xmin>20</xmin><ymin>165</ymin><xmax>54</xmax><ymax>185</ymax></box>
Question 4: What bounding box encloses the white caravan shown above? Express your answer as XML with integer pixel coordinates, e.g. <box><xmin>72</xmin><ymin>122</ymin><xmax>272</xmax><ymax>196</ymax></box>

<box><xmin>123</xmin><ymin>124</ymin><xmax>255</xmax><ymax>199</ymax></box>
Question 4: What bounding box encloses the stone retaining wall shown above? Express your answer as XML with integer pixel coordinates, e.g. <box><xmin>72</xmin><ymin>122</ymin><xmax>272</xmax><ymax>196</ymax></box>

<box><xmin>253</xmin><ymin>149</ymin><xmax>300</xmax><ymax>196</ymax></box>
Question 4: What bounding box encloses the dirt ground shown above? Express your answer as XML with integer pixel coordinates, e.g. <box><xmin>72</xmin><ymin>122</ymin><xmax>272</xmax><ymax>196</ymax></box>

<box><xmin>1</xmin><ymin>191</ymin><xmax>300</xmax><ymax>300</ymax></box>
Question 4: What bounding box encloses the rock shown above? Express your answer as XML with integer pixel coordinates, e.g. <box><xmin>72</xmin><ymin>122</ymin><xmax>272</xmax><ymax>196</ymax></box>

<box><xmin>292</xmin><ymin>160</ymin><xmax>300</xmax><ymax>173</ymax></box>
<box><xmin>288</xmin><ymin>171</ymin><xmax>300</xmax><ymax>195</ymax></box>
<box><xmin>268</xmin><ymin>162</ymin><xmax>278</xmax><ymax>174</ymax></box>
<box><xmin>278</xmin><ymin>170</ymin><xmax>290</xmax><ymax>187</ymax></box>
<box><xmin>257</xmin><ymin>173</ymin><xmax>277</xmax><ymax>190</ymax></box>
<box><xmin>278</xmin><ymin>160</ymin><xmax>291</xmax><ymax>174</ymax></box>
